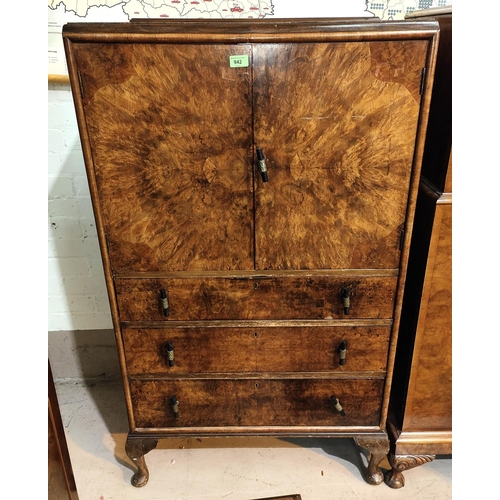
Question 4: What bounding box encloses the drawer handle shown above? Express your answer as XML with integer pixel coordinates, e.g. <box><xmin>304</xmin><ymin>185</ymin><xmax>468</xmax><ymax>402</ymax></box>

<box><xmin>342</xmin><ymin>287</ymin><xmax>350</xmax><ymax>315</ymax></box>
<box><xmin>170</xmin><ymin>396</ymin><xmax>179</xmax><ymax>418</ymax></box>
<box><xmin>330</xmin><ymin>395</ymin><xmax>346</xmax><ymax>417</ymax></box>
<box><xmin>160</xmin><ymin>289</ymin><xmax>170</xmax><ymax>317</ymax></box>
<box><xmin>162</xmin><ymin>341</ymin><xmax>174</xmax><ymax>367</ymax></box>
<box><xmin>339</xmin><ymin>340</ymin><xmax>347</xmax><ymax>366</ymax></box>
<box><xmin>256</xmin><ymin>147</ymin><xmax>269</xmax><ymax>183</ymax></box>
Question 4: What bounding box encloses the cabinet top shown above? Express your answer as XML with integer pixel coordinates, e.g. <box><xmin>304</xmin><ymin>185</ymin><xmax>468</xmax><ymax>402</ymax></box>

<box><xmin>62</xmin><ymin>17</ymin><xmax>439</xmax><ymax>43</ymax></box>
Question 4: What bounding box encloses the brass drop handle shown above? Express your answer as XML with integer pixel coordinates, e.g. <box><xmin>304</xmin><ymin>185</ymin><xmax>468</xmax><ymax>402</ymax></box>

<box><xmin>170</xmin><ymin>396</ymin><xmax>179</xmax><ymax>418</ymax></box>
<box><xmin>330</xmin><ymin>395</ymin><xmax>346</xmax><ymax>417</ymax></box>
<box><xmin>342</xmin><ymin>287</ymin><xmax>350</xmax><ymax>315</ymax></box>
<box><xmin>256</xmin><ymin>148</ymin><xmax>269</xmax><ymax>182</ymax></box>
<box><xmin>162</xmin><ymin>341</ymin><xmax>174</xmax><ymax>367</ymax></box>
<box><xmin>160</xmin><ymin>289</ymin><xmax>170</xmax><ymax>317</ymax></box>
<box><xmin>339</xmin><ymin>340</ymin><xmax>347</xmax><ymax>366</ymax></box>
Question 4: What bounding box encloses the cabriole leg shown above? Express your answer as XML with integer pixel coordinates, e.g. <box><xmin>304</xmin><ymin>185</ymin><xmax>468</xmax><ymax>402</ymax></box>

<box><xmin>354</xmin><ymin>435</ymin><xmax>390</xmax><ymax>485</ymax></box>
<box><xmin>125</xmin><ymin>435</ymin><xmax>158</xmax><ymax>487</ymax></box>
<box><xmin>385</xmin><ymin>453</ymin><xmax>436</xmax><ymax>489</ymax></box>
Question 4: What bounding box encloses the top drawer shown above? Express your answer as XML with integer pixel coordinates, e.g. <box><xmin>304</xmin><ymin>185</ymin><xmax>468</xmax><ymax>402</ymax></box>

<box><xmin>115</xmin><ymin>275</ymin><xmax>397</xmax><ymax>321</ymax></box>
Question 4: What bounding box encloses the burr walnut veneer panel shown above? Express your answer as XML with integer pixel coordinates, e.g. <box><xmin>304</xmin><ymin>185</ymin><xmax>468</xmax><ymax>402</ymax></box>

<box><xmin>115</xmin><ymin>275</ymin><xmax>398</xmax><ymax>321</ymax></box>
<box><xmin>122</xmin><ymin>324</ymin><xmax>391</xmax><ymax>375</ymax></box>
<box><xmin>73</xmin><ymin>43</ymin><xmax>254</xmax><ymax>273</ymax></box>
<box><xmin>130</xmin><ymin>378</ymin><xmax>384</xmax><ymax>429</ymax></box>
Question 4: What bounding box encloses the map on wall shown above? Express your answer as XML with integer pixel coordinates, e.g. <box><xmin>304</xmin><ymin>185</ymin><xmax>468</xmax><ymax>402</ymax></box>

<box><xmin>48</xmin><ymin>0</ymin><xmax>451</xmax><ymax>78</ymax></box>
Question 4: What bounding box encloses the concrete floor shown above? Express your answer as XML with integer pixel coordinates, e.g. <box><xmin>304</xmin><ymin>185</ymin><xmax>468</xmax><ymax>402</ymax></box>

<box><xmin>54</xmin><ymin>379</ymin><xmax>452</xmax><ymax>500</ymax></box>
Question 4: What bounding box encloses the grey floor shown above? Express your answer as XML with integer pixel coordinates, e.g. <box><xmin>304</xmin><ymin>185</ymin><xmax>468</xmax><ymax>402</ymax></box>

<box><xmin>54</xmin><ymin>379</ymin><xmax>452</xmax><ymax>500</ymax></box>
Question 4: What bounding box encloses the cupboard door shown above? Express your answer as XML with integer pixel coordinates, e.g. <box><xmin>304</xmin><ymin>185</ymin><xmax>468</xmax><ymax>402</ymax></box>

<box><xmin>73</xmin><ymin>43</ymin><xmax>254</xmax><ymax>272</ymax></box>
<box><xmin>253</xmin><ymin>41</ymin><xmax>428</xmax><ymax>270</ymax></box>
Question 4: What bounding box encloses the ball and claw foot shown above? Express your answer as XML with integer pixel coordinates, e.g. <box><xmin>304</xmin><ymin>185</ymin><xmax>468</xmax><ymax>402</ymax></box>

<box><xmin>125</xmin><ymin>435</ymin><xmax>158</xmax><ymax>488</ymax></box>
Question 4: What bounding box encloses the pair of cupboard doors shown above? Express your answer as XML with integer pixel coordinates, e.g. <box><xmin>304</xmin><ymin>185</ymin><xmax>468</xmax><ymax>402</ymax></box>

<box><xmin>67</xmin><ymin>22</ymin><xmax>434</xmax><ymax>275</ymax></box>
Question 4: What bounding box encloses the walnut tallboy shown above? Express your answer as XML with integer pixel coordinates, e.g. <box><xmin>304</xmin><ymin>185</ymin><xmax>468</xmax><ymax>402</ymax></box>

<box><xmin>62</xmin><ymin>18</ymin><xmax>439</xmax><ymax>488</ymax></box>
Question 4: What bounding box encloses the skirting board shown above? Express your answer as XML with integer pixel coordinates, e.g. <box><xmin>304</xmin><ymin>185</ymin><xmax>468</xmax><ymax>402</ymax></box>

<box><xmin>48</xmin><ymin>329</ymin><xmax>121</xmax><ymax>380</ymax></box>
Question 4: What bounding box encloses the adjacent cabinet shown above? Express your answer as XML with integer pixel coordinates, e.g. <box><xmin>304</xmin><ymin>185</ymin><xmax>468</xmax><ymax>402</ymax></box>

<box><xmin>386</xmin><ymin>8</ymin><xmax>452</xmax><ymax>488</ymax></box>
<box><xmin>63</xmin><ymin>18</ymin><xmax>439</xmax><ymax>488</ymax></box>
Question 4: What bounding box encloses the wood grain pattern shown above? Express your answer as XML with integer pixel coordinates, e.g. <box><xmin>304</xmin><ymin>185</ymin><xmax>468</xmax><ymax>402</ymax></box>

<box><xmin>130</xmin><ymin>378</ymin><xmax>384</xmax><ymax>428</ymax></box>
<box><xmin>404</xmin><ymin>202</ymin><xmax>451</xmax><ymax>431</ymax></box>
<box><xmin>74</xmin><ymin>43</ymin><xmax>254</xmax><ymax>272</ymax></box>
<box><xmin>63</xmin><ymin>19</ymin><xmax>440</xmax><ymax>42</ymax></box>
<box><xmin>122</xmin><ymin>325</ymin><xmax>391</xmax><ymax>375</ymax></box>
<box><xmin>115</xmin><ymin>275</ymin><xmax>397</xmax><ymax>321</ymax></box>
<box><xmin>74</xmin><ymin>39</ymin><xmax>428</xmax><ymax>273</ymax></box>
<box><xmin>253</xmin><ymin>41</ymin><xmax>427</xmax><ymax>270</ymax></box>
<box><xmin>61</xmin><ymin>19</ymin><xmax>440</xmax><ymax>488</ymax></box>
<box><xmin>386</xmin><ymin>16</ymin><xmax>452</xmax><ymax>480</ymax></box>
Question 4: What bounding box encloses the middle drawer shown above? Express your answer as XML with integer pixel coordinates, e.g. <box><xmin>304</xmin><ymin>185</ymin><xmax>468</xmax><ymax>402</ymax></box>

<box><xmin>122</xmin><ymin>324</ymin><xmax>391</xmax><ymax>375</ymax></box>
<box><xmin>115</xmin><ymin>275</ymin><xmax>397</xmax><ymax>321</ymax></box>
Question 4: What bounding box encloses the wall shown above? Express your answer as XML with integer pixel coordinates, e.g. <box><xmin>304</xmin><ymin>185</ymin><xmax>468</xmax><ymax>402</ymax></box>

<box><xmin>48</xmin><ymin>0</ymin><xmax>452</xmax><ymax>378</ymax></box>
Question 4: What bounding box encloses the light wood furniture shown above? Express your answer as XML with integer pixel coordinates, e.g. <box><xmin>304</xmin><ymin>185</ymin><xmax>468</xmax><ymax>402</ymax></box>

<box><xmin>62</xmin><ymin>18</ymin><xmax>439</xmax><ymax>488</ymax></box>
<box><xmin>385</xmin><ymin>9</ymin><xmax>452</xmax><ymax>488</ymax></box>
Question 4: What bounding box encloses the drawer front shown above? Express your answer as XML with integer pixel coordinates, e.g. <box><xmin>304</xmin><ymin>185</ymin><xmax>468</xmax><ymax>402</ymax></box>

<box><xmin>130</xmin><ymin>378</ymin><xmax>384</xmax><ymax>428</ymax></box>
<box><xmin>115</xmin><ymin>276</ymin><xmax>397</xmax><ymax>321</ymax></box>
<box><xmin>123</xmin><ymin>325</ymin><xmax>391</xmax><ymax>375</ymax></box>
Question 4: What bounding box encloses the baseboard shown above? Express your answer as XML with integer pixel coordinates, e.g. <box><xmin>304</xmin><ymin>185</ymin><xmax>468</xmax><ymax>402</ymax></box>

<box><xmin>48</xmin><ymin>329</ymin><xmax>121</xmax><ymax>381</ymax></box>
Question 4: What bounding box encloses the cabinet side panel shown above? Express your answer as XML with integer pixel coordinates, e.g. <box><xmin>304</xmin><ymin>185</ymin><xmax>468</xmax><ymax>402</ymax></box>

<box><xmin>404</xmin><ymin>202</ymin><xmax>452</xmax><ymax>431</ymax></box>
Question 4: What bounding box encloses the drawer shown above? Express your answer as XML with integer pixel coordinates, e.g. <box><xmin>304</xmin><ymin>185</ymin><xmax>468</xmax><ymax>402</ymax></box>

<box><xmin>115</xmin><ymin>275</ymin><xmax>397</xmax><ymax>321</ymax></box>
<box><xmin>129</xmin><ymin>378</ymin><xmax>384</xmax><ymax>428</ymax></box>
<box><xmin>122</xmin><ymin>325</ymin><xmax>391</xmax><ymax>375</ymax></box>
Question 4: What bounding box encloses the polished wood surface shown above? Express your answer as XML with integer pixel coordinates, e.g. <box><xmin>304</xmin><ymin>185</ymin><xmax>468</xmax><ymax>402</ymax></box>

<box><xmin>63</xmin><ymin>18</ymin><xmax>439</xmax><ymax>42</ymax></box>
<box><xmin>130</xmin><ymin>378</ymin><xmax>384</xmax><ymax>428</ymax></box>
<box><xmin>115</xmin><ymin>275</ymin><xmax>397</xmax><ymax>321</ymax></box>
<box><xmin>253</xmin><ymin>41</ymin><xmax>426</xmax><ymax>270</ymax></box>
<box><xmin>404</xmin><ymin>199</ymin><xmax>451</xmax><ymax>431</ymax></box>
<box><xmin>122</xmin><ymin>325</ymin><xmax>391</xmax><ymax>374</ymax></box>
<box><xmin>74</xmin><ymin>43</ymin><xmax>254</xmax><ymax>273</ymax></box>
<box><xmin>72</xmin><ymin>38</ymin><xmax>426</xmax><ymax>273</ymax></box>
<box><xmin>63</xmin><ymin>18</ymin><xmax>439</xmax><ymax>487</ymax></box>
<box><xmin>385</xmin><ymin>11</ymin><xmax>452</xmax><ymax>489</ymax></box>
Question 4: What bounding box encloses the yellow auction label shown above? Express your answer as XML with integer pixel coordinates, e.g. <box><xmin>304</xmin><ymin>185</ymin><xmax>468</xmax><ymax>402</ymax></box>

<box><xmin>229</xmin><ymin>55</ymin><xmax>249</xmax><ymax>68</ymax></box>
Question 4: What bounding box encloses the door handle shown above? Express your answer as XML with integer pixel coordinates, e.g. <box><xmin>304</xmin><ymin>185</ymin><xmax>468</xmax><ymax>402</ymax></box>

<box><xmin>256</xmin><ymin>148</ymin><xmax>268</xmax><ymax>182</ymax></box>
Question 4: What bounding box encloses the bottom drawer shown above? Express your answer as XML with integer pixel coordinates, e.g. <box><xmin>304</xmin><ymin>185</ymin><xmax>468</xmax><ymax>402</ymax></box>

<box><xmin>130</xmin><ymin>378</ymin><xmax>383</xmax><ymax>428</ymax></box>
